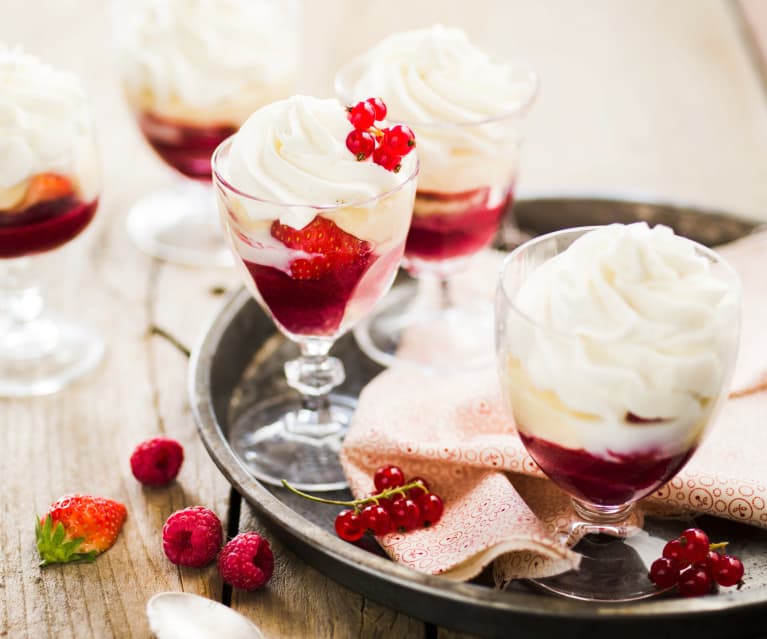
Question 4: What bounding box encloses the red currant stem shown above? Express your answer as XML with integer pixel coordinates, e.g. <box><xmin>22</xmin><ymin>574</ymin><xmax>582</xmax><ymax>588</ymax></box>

<box><xmin>709</xmin><ymin>541</ymin><xmax>729</xmax><ymax>551</ymax></box>
<box><xmin>281</xmin><ymin>479</ymin><xmax>428</xmax><ymax>508</ymax></box>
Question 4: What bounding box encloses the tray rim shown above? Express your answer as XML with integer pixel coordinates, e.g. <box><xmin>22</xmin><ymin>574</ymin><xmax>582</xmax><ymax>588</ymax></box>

<box><xmin>188</xmin><ymin>196</ymin><xmax>767</xmax><ymax>634</ymax></box>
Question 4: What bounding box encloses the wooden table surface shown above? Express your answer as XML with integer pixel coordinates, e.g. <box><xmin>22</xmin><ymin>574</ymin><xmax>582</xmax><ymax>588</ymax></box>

<box><xmin>2</xmin><ymin>1</ymin><xmax>767</xmax><ymax>637</ymax></box>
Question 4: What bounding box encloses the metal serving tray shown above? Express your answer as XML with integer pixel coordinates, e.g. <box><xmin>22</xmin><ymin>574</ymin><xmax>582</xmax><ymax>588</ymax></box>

<box><xmin>189</xmin><ymin>197</ymin><xmax>767</xmax><ymax>639</ymax></box>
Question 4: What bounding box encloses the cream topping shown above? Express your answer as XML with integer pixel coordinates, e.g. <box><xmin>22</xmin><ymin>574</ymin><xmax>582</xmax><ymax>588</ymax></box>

<box><xmin>221</xmin><ymin>95</ymin><xmax>417</xmax><ymax>231</ymax></box>
<box><xmin>504</xmin><ymin>223</ymin><xmax>740</xmax><ymax>456</ymax></box>
<box><xmin>342</xmin><ymin>26</ymin><xmax>535</xmax><ymax>192</ymax></box>
<box><xmin>0</xmin><ymin>46</ymin><xmax>95</xmax><ymax>194</ymax></box>
<box><xmin>115</xmin><ymin>0</ymin><xmax>301</xmax><ymax>124</ymax></box>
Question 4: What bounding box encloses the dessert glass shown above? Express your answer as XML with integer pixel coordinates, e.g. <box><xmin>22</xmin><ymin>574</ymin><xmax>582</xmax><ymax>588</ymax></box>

<box><xmin>335</xmin><ymin>48</ymin><xmax>537</xmax><ymax>371</ymax></box>
<box><xmin>0</xmin><ymin>52</ymin><xmax>102</xmax><ymax>396</ymax></box>
<box><xmin>495</xmin><ymin>226</ymin><xmax>741</xmax><ymax>601</ymax></box>
<box><xmin>113</xmin><ymin>0</ymin><xmax>301</xmax><ymax>266</ymax></box>
<box><xmin>212</xmin><ymin>137</ymin><xmax>418</xmax><ymax>491</ymax></box>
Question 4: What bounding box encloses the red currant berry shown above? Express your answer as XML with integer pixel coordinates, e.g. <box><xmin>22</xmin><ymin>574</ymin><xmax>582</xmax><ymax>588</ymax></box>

<box><xmin>373</xmin><ymin>465</ymin><xmax>405</xmax><ymax>492</ymax></box>
<box><xmin>699</xmin><ymin>550</ymin><xmax>722</xmax><ymax>577</ymax></box>
<box><xmin>383</xmin><ymin>124</ymin><xmax>416</xmax><ymax>155</ymax></box>
<box><xmin>334</xmin><ymin>509</ymin><xmax>364</xmax><ymax>542</ymax></box>
<box><xmin>406</xmin><ymin>477</ymin><xmax>430</xmax><ymax>499</ymax></box>
<box><xmin>366</xmin><ymin>97</ymin><xmax>387</xmax><ymax>121</ymax></box>
<box><xmin>681</xmin><ymin>528</ymin><xmax>710</xmax><ymax>563</ymax></box>
<box><xmin>417</xmin><ymin>493</ymin><xmax>444</xmax><ymax>528</ymax></box>
<box><xmin>662</xmin><ymin>538</ymin><xmax>690</xmax><ymax>566</ymax></box>
<box><xmin>648</xmin><ymin>557</ymin><xmax>680</xmax><ymax>589</ymax></box>
<box><xmin>713</xmin><ymin>554</ymin><xmax>744</xmax><ymax>587</ymax></box>
<box><xmin>345</xmin><ymin>130</ymin><xmax>376</xmax><ymax>160</ymax></box>
<box><xmin>678</xmin><ymin>566</ymin><xmax>713</xmax><ymax>597</ymax></box>
<box><xmin>372</xmin><ymin>145</ymin><xmax>403</xmax><ymax>172</ymax></box>
<box><xmin>366</xmin><ymin>493</ymin><xmax>393</xmax><ymax>513</ymax></box>
<box><xmin>360</xmin><ymin>504</ymin><xmax>393</xmax><ymax>536</ymax></box>
<box><xmin>390</xmin><ymin>498</ymin><xmax>421</xmax><ymax>532</ymax></box>
<box><xmin>348</xmin><ymin>101</ymin><xmax>376</xmax><ymax>131</ymax></box>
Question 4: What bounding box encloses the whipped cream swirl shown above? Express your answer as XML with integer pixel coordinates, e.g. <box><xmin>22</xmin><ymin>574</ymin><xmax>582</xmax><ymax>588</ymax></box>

<box><xmin>506</xmin><ymin>223</ymin><xmax>740</xmax><ymax>455</ymax></box>
<box><xmin>341</xmin><ymin>26</ymin><xmax>536</xmax><ymax>192</ymax></box>
<box><xmin>0</xmin><ymin>46</ymin><xmax>93</xmax><ymax>192</ymax></box>
<box><xmin>115</xmin><ymin>0</ymin><xmax>301</xmax><ymax>124</ymax></box>
<box><xmin>221</xmin><ymin>95</ymin><xmax>418</xmax><ymax>230</ymax></box>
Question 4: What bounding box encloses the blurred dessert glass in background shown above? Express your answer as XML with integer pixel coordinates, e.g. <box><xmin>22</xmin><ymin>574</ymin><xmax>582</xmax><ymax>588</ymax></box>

<box><xmin>113</xmin><ymin>0</ymin><xmax>302</xmax><ymax>266</ymax></box>
<box><xmin>0</xmin><ymin>46</ymin><xmax>102</xmax><ymax>396</ymax></box>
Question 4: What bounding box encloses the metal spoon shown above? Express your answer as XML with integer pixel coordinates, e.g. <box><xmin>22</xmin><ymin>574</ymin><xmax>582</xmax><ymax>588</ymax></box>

<box><xmin>147</xmin><ymin>591</ymin><xmax>264</xmax><ymax>639</ymax></box>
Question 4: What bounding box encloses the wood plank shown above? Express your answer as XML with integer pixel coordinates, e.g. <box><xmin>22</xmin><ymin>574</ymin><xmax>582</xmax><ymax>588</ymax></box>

<box><xmin>230</xmin><ymin>504</ymin><xmax>425</xmax><ymax>639</ymax></box>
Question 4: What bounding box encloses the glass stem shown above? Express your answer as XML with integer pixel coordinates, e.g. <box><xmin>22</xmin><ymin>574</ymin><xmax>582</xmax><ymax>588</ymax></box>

<box><xmin>1</xmin><ymin>258</ymin><xmax>43</xmax><ymax>324</ymax></box>
<box><xmin>284</xmin><ymin>337</ymin><xmax>345</xmax><ymax>408</ymax></box>
<box><xmin>438</xmin><ymin>277</ymin><xmax>453</xmax><ymax>310</ymax></box>
<box><xmin>562</xmin><ymin>499</ymin><xmax>640</xmax><ymax>545</ymax></box>
<box><xmin>0</xmin><ymin>258</ymin><xmax>55</xmax><ymax>360</ymax></box>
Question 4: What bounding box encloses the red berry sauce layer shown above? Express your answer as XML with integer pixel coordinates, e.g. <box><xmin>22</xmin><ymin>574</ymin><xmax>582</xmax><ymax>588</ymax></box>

<box><xmin>138</xmin><ymin>112</ymin><xmax>238</xmax><ymax>180</ymax></box>
<box><xmin>405</xmin><ymin>186</ymin><xmax>512</xmax><ymax>262</ymax></box>
<box><xmin>240</xmin><ymin>216</ymin><xmax>403</xmax><ymax>336</ymax></box>
<box><xmin>519</xmin><ymin>432</ymin><xmax>694</xmax><ymax>506</ymax></box>
<box><xmin>0</xmin><ymin>188</ymin><xmax>98</xmax><ymax>258</ymax></box>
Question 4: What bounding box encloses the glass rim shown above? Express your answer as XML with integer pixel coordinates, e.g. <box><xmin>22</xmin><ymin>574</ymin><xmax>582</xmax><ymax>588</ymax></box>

<box><xmin>211</xmin><ymin>134</ymin><xmax>420</xmax><ymax>211</ymax></box>
<box><xmin>498</xmin><ymin>225</ymin><xmax>742</xmax><ymax>339</ymax></box>
<box><xmin>334</xmin><ymin>56</ymin><xmax>539</xmax><ymax>129</ymax></box>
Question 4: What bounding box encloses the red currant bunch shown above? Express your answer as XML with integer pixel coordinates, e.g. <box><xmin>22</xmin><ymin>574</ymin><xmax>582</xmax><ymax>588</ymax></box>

<box><xmin>282</xmin><ymin>465</ymin><xmax>444</xmax><ymax>543</ymax></box>
<box><xmin>649</xmin><ymin>527</ymin><xmax>745</xmax><ymax>597</ymax></box>
<box><xmin>345</xmin><ymin>98</ymin><xmax>416</xmax><ymax>172</ymax></box>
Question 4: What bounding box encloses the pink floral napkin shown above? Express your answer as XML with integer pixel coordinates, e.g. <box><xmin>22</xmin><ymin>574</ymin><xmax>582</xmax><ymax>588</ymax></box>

<box><xmin>340</xmin><ymin>230</ymin><xmax>767</xmax><ymax>582</ymax></box>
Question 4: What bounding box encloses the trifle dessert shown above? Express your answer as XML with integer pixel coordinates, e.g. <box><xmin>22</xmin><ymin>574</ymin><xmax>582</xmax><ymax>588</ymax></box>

<box><xmin>0</xmin><ymin>46</ymin><xmax>103</xmax><ymax>397</ymax></box>
<box><xmin>0</xmin><ymin>47</ymin><xmax>99</xmax><ymax>258</ymax></box>
<box><xmin>336</xmin><ymin>25</ymin><xmax>537</xmax><ymax>275</ymax></box>
<box><xmin>497</xmin><ymin>223</ymin><xmax>741</xmax><ymax>508</ymax></box>
<box><xmin>117</xmin><ymin>0</ymin><xmax>301</xmax><ymax>179</ymax></box>
<box><xmin>113</xmin><ymin>0</ymin><xmax>301</xmax><ymax>265</ymax></box>
<box><xmin>212</xmin><ymin>95</ymin><xmax>417</xmax><ymax>490</ymax></box>
<box><xmin>336</xmin><ymin>26</ymin><xmax>537</xmax><ymax>370</ymax></box>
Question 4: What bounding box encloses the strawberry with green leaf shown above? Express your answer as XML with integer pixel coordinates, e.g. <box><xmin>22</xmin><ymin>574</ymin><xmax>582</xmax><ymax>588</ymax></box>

<box><xmin>36</xmin><ymin>494</ymin><xmax>127</xmax><ymax>566</ymax></box>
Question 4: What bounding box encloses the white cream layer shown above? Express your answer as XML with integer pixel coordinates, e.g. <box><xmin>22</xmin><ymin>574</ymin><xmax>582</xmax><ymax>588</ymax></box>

<box><xmin>344</xmin><ymin>25</ymin><xmax>535</xmax><ymax>192</ymax></box>
<box><xmin>0</xmin><ymin>46</ymin><xmax>98</xmax><ymax>203</ymax></box>
<box><xmin>115</xmin><ymin>0</ymin><xmax>301</xmax><ymax>125</ymax></box>
<box><xmin>502</xmin><ymin>223</ymin><xmax>740</xmax><ymax>457</ymax></box>
<box><xmin>220</xmin><ymin>95</ymin><xmax>416</xmax><ymax>240</ymax></box>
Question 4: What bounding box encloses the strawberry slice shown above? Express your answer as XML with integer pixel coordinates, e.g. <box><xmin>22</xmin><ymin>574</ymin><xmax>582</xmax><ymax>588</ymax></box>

<box><xmin>270</xmin><ymin>216</ymin><xmax>371</xmax><ymax>281</ymax></box>
<box><xmin>36</xmin><ymin>494</ymin><xmax>127</xmax><ymax>566</ymax></box>
<box><xmin>20</xmin><ymin>173</ymin><xmax>74</xmax><ymax>210</ymax></box>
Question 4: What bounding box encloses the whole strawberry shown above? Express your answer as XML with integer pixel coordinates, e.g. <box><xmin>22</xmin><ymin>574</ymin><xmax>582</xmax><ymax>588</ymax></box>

<box><xmin>130</xmin><ymin>437</ymin><xmax>184</xmax><ymax>486</ymax></box>
<box><xmin>36</xmin><ymin>494</ymin><xmax>127</xmax><ymax>566</ymax></box>
<box><xmin>218</xmin><ymin>532</ymin><xmax>274</xmax><ymax>591</ymax></box>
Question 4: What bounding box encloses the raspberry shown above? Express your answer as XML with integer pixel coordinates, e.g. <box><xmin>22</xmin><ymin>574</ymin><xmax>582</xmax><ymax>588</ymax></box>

<box><xmin>218</xmin><ymin>532</ymin><xmax>275</xmax><ymax>591</ymax></box>
<box><xmin>130</xmin><ymin>437</ymin><xmax>184</xmax><ymax>486</ymax></box>
<box><xmin>162</xmin><ymin>506</ymin><xmax>222</xmax><ymax>567</ymax></box>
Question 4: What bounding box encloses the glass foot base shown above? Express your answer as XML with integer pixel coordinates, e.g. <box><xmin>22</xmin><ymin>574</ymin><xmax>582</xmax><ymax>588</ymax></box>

<box><xmin>354</xmin><ymin>282</ymin><xmax>495</xmax><ymax>372</ymax></box>
<box><xmin>531</xmin><ymin>515</ymin><xmax>694</xmax><ymax>602</ymax></box>
<box><xmin>0</xmin><ymin>319</ymin><xmax>104</xmax><ymax>397</ymax></box>
<box><xmin>126</xmin><ymin>184</ymin><xmax>232</xmax><ymax>267</ymax></box>
<box><xmin>230</xmin><ymin>393</ymin><xmax>355</xmax><ymax>492</ymax></box>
